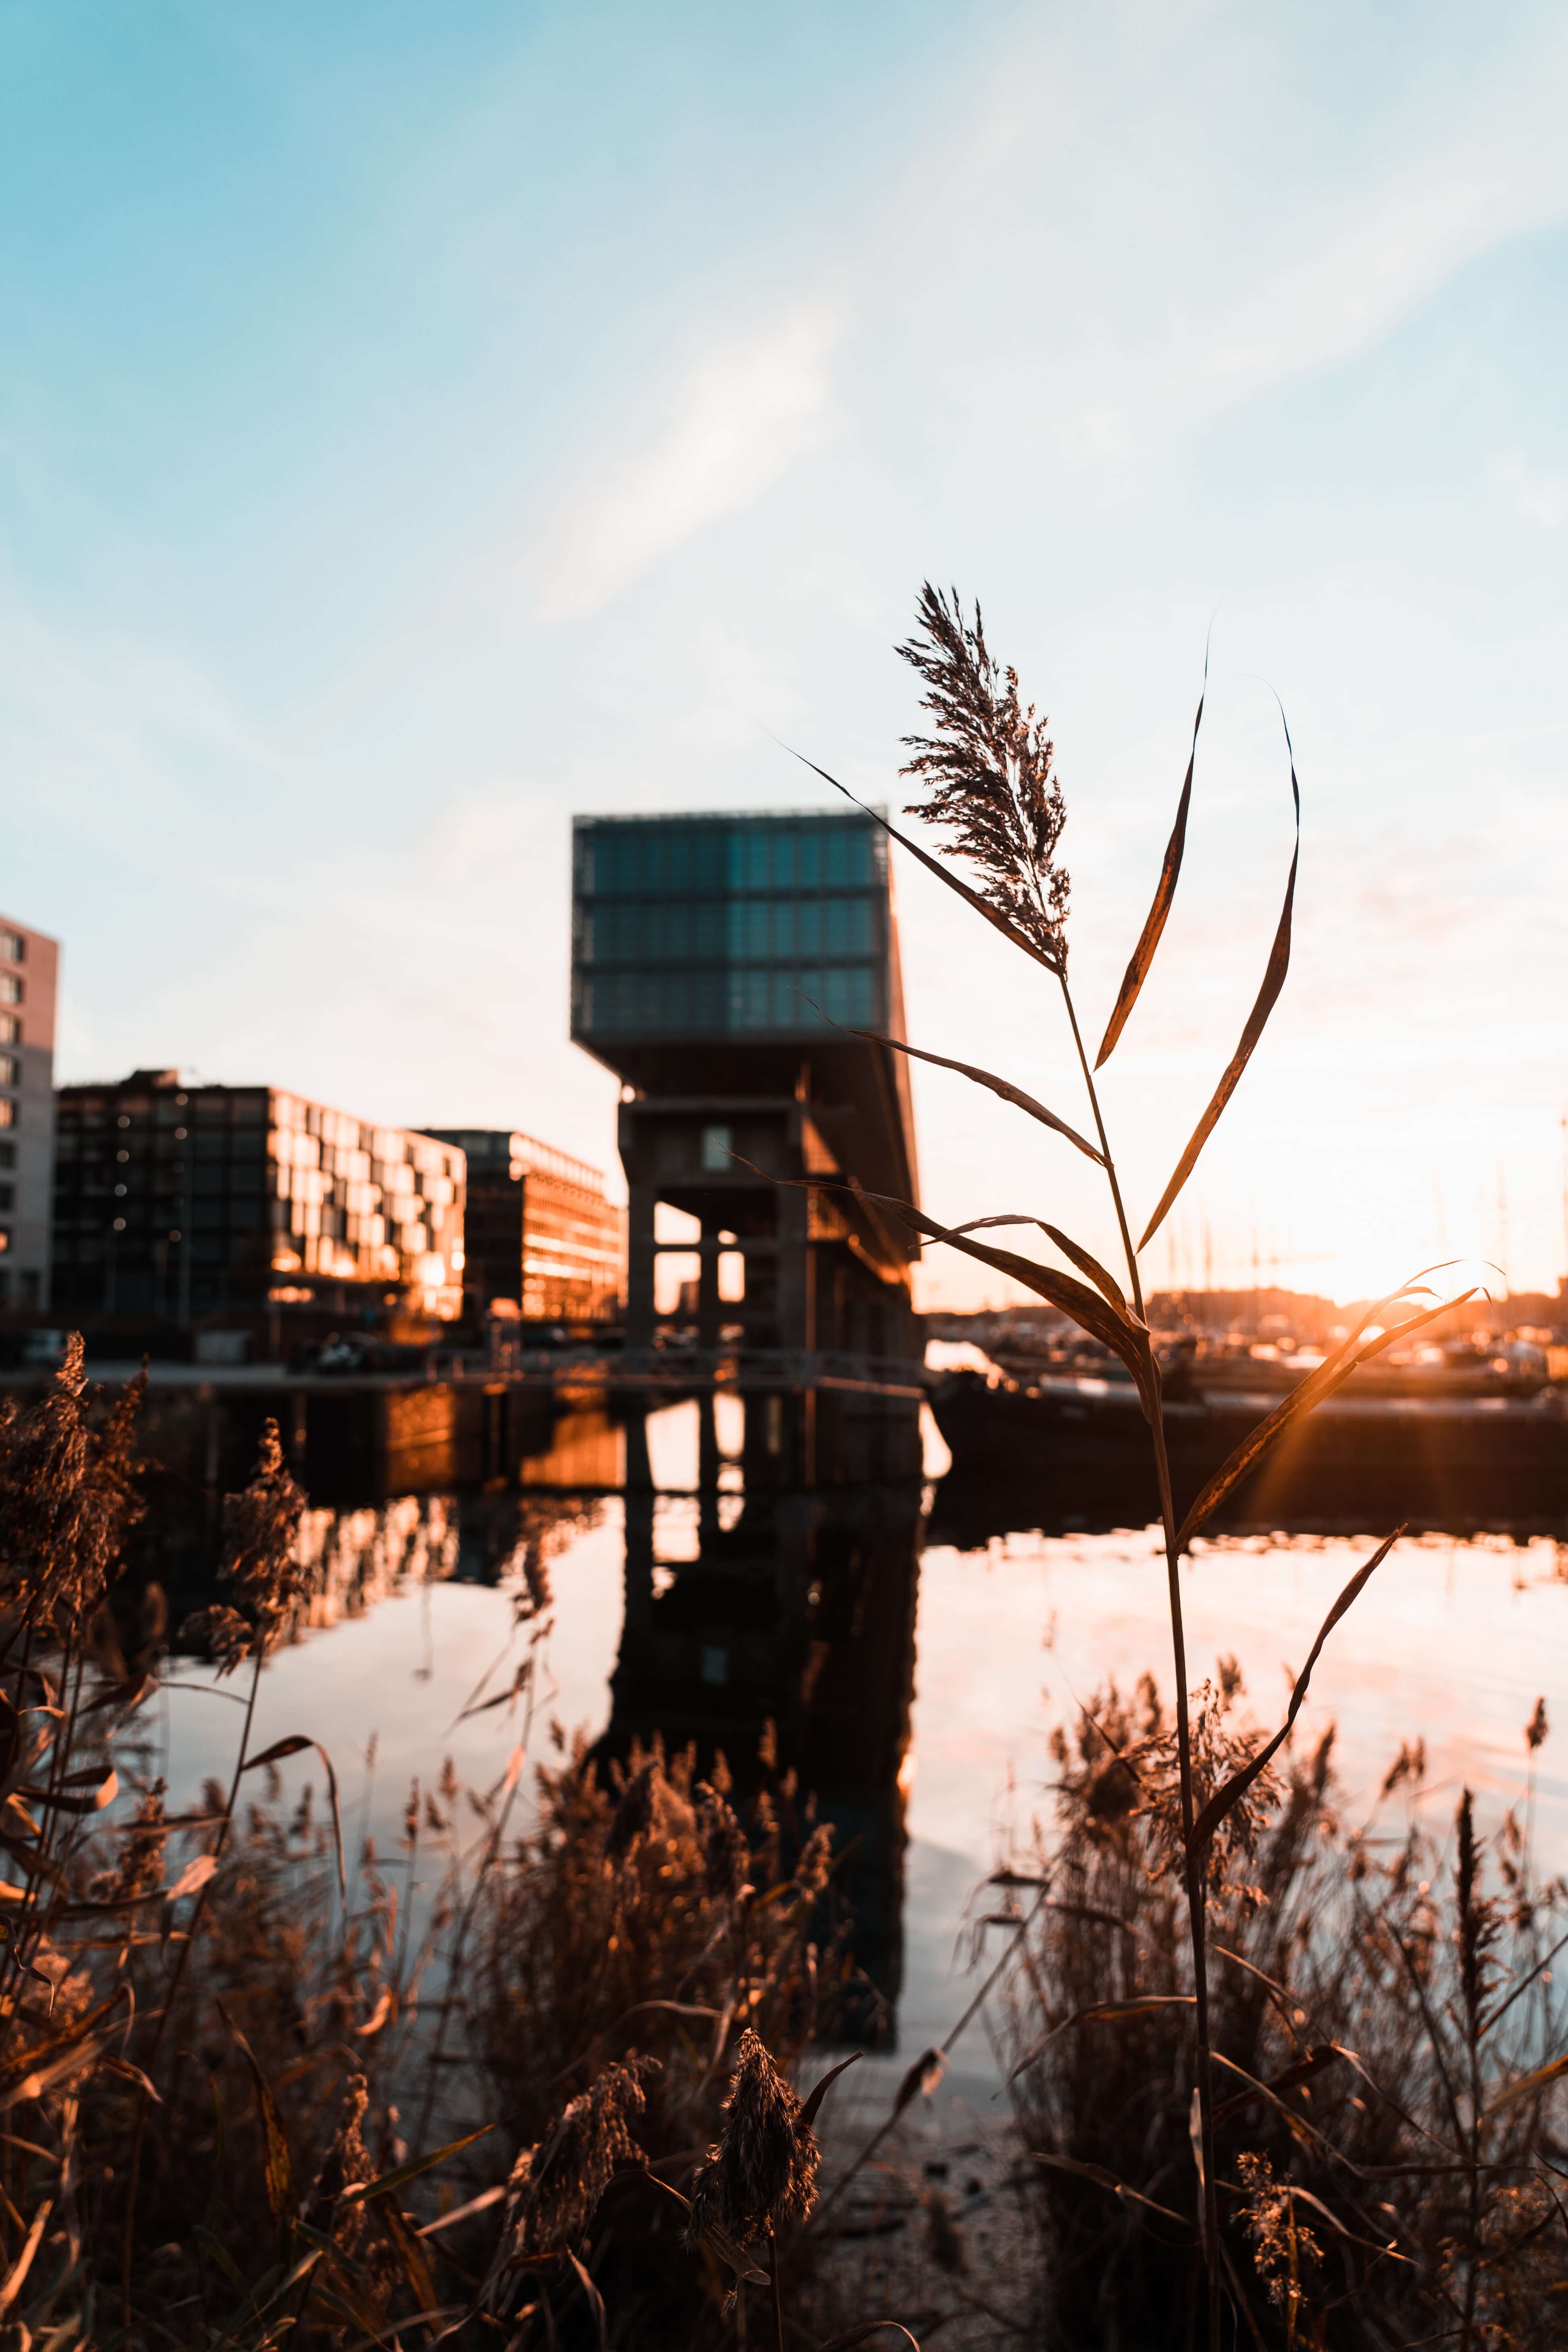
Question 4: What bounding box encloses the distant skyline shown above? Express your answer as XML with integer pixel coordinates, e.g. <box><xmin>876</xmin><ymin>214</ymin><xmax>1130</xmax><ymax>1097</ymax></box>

<box><xmin>5</xmin><ymin>1</ymin><xmax>1566</xmax><ymax>1307</ymax></box>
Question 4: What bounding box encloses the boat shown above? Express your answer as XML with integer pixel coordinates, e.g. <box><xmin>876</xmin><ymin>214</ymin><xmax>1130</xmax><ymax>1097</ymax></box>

<box><xmin>927</xmin><ymin>1339</ymin><xmax>1568</xmax><ymax>1539</ymax></box>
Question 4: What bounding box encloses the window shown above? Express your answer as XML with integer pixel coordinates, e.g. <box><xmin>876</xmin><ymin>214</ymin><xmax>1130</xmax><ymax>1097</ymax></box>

<box><xmin>0</xmin><ymin>932</ymin><xmax>22</xmax><ymax>963</ymax></box>
<box><xmin>0</xmin><ymin>976</ymin><xmax>20</xmax><ymax>1005</ymax></box>
<box><xmin>0</xmin><ymin>1014</ymin><xmax>17</xmax><ymax>1044</ymax></box>
<box><xmin>0</xmin><ymin>1055</ymin><xmax>15</xmax><ymax>1086</ymax></box>
<box><xmin>0</xmin><ymin>1100</ymin><xmax>13</xmax><ymax>1128</ymax></box>
<box><xmin>700</xmin><ymin>1123</ymin><xmax>733</xmax><ymax>1172</ymax></box>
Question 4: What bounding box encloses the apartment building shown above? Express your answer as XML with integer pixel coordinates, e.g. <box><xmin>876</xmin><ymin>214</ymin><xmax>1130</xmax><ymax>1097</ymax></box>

<box><xmin>0</xmin><ymin>915</ymin><xmax>60</xmax><ymax>1310</ymax></box>
<box><xmin>52</xmin><ymin>1071</ymin><xmax>466</xmax><ymax>1322</ymax></box>
<box><xmin>424</xmin><ymin>1128</ymin><xmax>622</xmax><ymax>1323</ymax></box>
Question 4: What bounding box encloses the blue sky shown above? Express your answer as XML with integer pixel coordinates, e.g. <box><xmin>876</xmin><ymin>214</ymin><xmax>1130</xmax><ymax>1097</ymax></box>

<box><xmin>6</xmin><ymin>0</ymin><xmax>1567</xmax><ymax>1306</ymax></box>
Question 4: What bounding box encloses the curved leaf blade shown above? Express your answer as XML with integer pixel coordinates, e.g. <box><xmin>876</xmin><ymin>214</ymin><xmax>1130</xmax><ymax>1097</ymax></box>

<box><xmin>1189</xmin><ymin>1527</ymin><xmax>1402</xmax><ymax>1854</ymax></box>
<box><xmin>1009</xmin><ymin>1994</ymin><xmax>1195</xmax><ymax>2084</ymax></box>
<box><xmin>953</xmin><ymin>1216</ymin><xmax>1130</xmax><ymax>1320</ymax></box>
<box><xmin>838</xmin><ymin>1185</ymin><xmax>1153</xmax><ymax>1407</ymax></box>
<box><xmin>1096</xmin><ymin>643</ymin><xmax>1207</xmax><ymax>1069</ymax></box>
<box><xmin>844</xmin><ymin>1029</ymin><xmax>1102</xmax><ymax>1165</ymax></box>
<box><xmin>799</xmin><ymin>2050</ymin><xmax>863</xmax><ymax>2133</ymax></box>
<box><xmin>1174</xmin><ymin>1285</ymin><xmax>1474</xmax><ymax>1551</ymax></box>
<box><xmin>1139</xmin><ymin>701</ymin><xmax>1300</xmax><ymax>1250</ymax></box>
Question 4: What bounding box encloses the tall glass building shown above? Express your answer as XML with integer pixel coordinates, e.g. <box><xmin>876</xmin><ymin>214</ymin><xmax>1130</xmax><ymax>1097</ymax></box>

<box><xmin>572</xmin><ymin>808</ymin><xmax>895</xmax><ymax>1048</ymax></box>
<box><xmin>571</xmin><ymin>808</ymin><xmax>921</xmax><ymax>1383</ymax></box>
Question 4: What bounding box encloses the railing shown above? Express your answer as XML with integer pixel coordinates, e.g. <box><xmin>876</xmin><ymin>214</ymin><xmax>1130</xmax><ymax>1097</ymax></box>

<box><xmin>472</xmin><ymin>1341</ymin><xmax>927</xmax><ymax>1397</ymax></box>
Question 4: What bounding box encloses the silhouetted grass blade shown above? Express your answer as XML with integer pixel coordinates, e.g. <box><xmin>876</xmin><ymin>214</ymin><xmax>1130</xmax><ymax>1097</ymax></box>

<box><xmin>1173</xmin><ymin>1286</ymin><xmax>1473</xmax><ymax>1551</ymax></box>
<box><xmin>846</xmin><ymin>1029</ymin><xmax>1104</xmax><ymax>1165</ymax></box>
<box><xmin>792</xmin><ymin>1176</ymin><xmax>1156</xmax><ymax>1406</ymax></box>
<box><xmin>1189</xmin><ymin>1528</ymin><xmax>1402</xmax><ymax>1853</ymax></box>
<box><xmin>1095</xmin><ymin>647</ymin><xmax>1207</xmax><ymax>1069</ymax></box>
<box><xmin>1138</xmin><ymin>703</ymin><xmax>1301</xmax><ymax>1250</ymax></box>
<box><xmin>782</xmin><ymin>747</ymin><xmax>1064</xmax><ymax>975</ymax></box>
<box><xmin>952</xmin><ymin>1215</ymin><xmax>1131</xmax><ymax>1318</ymax></box>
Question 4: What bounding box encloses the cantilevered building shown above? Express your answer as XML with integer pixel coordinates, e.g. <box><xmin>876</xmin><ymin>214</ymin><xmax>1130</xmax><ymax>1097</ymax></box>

<box><xmin>570</xmin><ymin>808</ymin><xmax>920</xmax><ymax>1366</ymax></box>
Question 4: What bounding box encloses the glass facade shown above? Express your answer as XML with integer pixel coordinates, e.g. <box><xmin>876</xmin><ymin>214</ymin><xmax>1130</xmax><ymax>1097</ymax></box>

<box><xmin>52</xmin><ymin>1074</ymin><xmax>465</xmax><ymax>1320</ymax></box>
<box><xmin>425</xmin><ymin>1129</ymin><xmax>623</xmax><ymax>1323</ymax></box>
<box><xmin>572</xmin><ymin>811</ymin><xmax>889</xmax><ymax>1044</ymax></box>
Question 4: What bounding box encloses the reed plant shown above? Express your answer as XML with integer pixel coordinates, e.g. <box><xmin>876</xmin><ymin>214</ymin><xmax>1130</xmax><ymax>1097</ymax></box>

<box><xmin>998</xmin><ymin>1666</ymin><xmax>1568</xmax><ymax>2346</ymax></box>
<box><xmin>792</xmin><ymin>584</ymin><xmax>1496</xmax><ymax>2346</ymax></box>
<box><xmin>0</xmin><ymin>1360</ymin><xmax>905</xmax><ymax>2348</ymax></box>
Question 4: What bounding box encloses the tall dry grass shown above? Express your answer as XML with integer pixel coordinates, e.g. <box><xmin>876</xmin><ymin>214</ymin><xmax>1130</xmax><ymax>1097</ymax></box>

<box><xmin>0</xmin><ymin>1356</ymin><xmax>909</xmax><ymax>2349</ymax></box>
<box><xmin>788</xmin><ymin>583</ymin><xmax>1538</xmax><ymax>2347</ymax></box>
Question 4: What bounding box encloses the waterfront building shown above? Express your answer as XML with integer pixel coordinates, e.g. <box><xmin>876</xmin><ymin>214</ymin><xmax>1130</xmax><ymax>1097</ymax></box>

<box><xmin>423</xmin><ymin>1128</ymin><xmax>623</xmax><ymax>1323</ymax></box>
<box><xmin>51</xmin><ymin>1071</ymin><xmax>465</xmax><ymax>1322</ymax></box>
<box><xmin>0</xmin><ymin>914</ymin><xmax>60</xmax><ymax>1310</ymax></box>
<box><xmin>570</xmin><ymin>807</ymin><xmax>921</xmax><ymax>1366</ymax></box>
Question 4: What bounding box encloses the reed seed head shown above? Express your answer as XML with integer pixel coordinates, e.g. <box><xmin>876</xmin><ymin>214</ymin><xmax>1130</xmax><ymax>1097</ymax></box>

<box><xmin>180</xmin><ymin>1423</ymin><xmax>306</xmax><ymax>1672</ymax></box>
<box><xmin>684</xmin><ymin>2027</ymin><xmax>821</xmax><ymax>2251</ymax></box>
<box><xmin>0</xmin><ymin>1345</ymin><xmax>144</xmax><ymax>1641</ymax></box>
<box><xmin>898</xmin><ymin>582</ymin><xmax>1070</xmax><ymax>970</ymax></box>
<box><xmin>498</xmin><ymin>2056</ymin><xmax>656</xmax><ymax>2263</ymax></box>
<box><xmin>696</xmin><ymin>1781</ymin><xmax>751</xmax><ymax>1903</ymax></box>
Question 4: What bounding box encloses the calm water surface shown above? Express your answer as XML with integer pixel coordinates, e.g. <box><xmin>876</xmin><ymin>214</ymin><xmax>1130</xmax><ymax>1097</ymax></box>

<box><xmin>154</xmin><ymin>1404</ymin><xmax>1568</xmax><ymax>2107</ymax></box>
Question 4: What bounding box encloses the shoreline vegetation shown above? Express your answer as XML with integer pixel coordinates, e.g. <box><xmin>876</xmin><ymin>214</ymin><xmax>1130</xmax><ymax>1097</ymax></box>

<box><xmin>2</xmin><ymin>589</ymin><xmax>1564</xmax><ymax>2346</ymax></box>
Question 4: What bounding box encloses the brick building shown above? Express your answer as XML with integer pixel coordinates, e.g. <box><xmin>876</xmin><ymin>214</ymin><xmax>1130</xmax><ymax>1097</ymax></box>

<box><xmin>0</xmin><ymin>914</ymin><xmax>60</xmax><ymax>1310</ymax></box>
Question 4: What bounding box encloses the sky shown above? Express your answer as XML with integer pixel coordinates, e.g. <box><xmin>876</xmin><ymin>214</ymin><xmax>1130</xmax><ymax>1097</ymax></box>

<box><xmin>4</xmin><ymin>0</ymin><xmax>1566</xmax><ymax>1310</ymax></box>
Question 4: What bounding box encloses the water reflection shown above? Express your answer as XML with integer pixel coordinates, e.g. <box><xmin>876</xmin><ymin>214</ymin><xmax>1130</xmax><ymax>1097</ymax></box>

<box><xmin>140</xmin><ymin>1400</ymin><xmax>1568</xmax><ymax>2078</ymax></box>
<box><xmin>604</xmin><ymin>1475</ymin><xmax>921</xmax><ymax>2036</ymax></box>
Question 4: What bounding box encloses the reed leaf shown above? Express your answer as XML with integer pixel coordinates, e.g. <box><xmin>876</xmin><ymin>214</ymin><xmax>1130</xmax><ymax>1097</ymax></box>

<box><xmin>1213</xmin><ymin>2045</ymin><xmax>1340</xmax><ymax>2123</ymax></box>
<box><xmin>837</xmin><ymin>1026</ymin><xmax>1103</xmax><ymax>1165</ymax></box>
<box><xmin>221</xmin><ymin>2007</ymin><xmax>295</xmax><ymax>2244</ymax></box>
<box><xmin>742</xmin><ymin>1160</ymin><xmax>1152</xmax><ymax>1394</ymax></box>
<box><xmin>19</xmin><ymin>1767</ymin><xmax>116</xmax><ymax>1814</ymax></box>
<box><xmin>1009</xmin><ymin>1994</ymin><xmax>1196</xmax><ymax>2083</ymax></box>
<box><xmin>1188</xmin><ymin>1529</ymin><xmax>1402</xmax><ymax>1856</ymax></box>
<box><xmin>0</xmin><ymin>2200</ymin><xmax>51</xmax><ymax>2320</ymax></box>
<box><xmin>952</xmin><ymin>1217</ymin><xmax>1131</xmax><ymax>1319</ymax></box>
<box><xmin>815</xmin><ymin>2326</ymin><xmax>922</xmax><ymax>2350</ymax></box>
<box><xmin>782</xmin><ymin>748</ymin><xmax>1063</xmax><ymax>976</ymax></box>
<box><xmin>1095</xmin><ymin>645</ymin><xmax>1207</xmax><ymax>1069</ymax></box>
<box><xmin>338</xmin><ymin>2123</ymin><xmax>492</xmax><ymax>2206</ymax></box>
<box><xmin>1029</xmin><ymin>2150</ymin><xmax>1188</xmax><ymax>2229</ymax></box>
<box><xmin>379</xmin><ymin>2195</ymin><xmax>439</xmax><ymax>2315</ymax></box>
<box><xmin>1173</xmin><ymin>1289</ymin><xmax>1472</xmax><ymax>1551</ymax></box>
<box><xmin>1484</xmin><ymin>2048</ymin><xmax>1568</xmax><ymax>2119</ymax></box>
<box><xmin>844</xmin><ymin>1185</ymin><xmax>1156</xmax><ymax>1406</ymax></box>
<box><xmin>798</xmin><ymin>2050</ymin><xmax>862</xmax><ymax>2132</ymax></box>
<box><xmin>239</xmin><ymin>1734</ymin><xmax>347</xmax><ymax>1917</ymax></box>
<box><xmin>1138</xmin><ymin>703</ymin><xmax>1301</xmax><ymax>1250</ymax></box>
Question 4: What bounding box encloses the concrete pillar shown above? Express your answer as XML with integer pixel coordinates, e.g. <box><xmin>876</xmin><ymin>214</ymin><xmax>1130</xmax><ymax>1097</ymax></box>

<box><xmin>626</xmin><ymin>1180</ymin><xmax>657</xmax><ymax>1347</ymax></box>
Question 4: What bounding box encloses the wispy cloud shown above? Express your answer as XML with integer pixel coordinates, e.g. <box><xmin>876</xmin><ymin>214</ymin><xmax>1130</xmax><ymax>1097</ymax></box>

<box><xmin>538</xmin><ymin>305</ymin><xmax>839</xmax><ymax>621</ymax></box>
<box><xmin>1490</xmin><ymin>448</ymin><xmax>1567</xmax><ymax>531</ymax></box>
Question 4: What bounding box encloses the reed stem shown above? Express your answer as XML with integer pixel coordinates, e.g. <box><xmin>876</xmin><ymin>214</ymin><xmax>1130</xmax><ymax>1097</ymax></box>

<box><xmin>1059</xmin><ymin>968</ymin><xmax>1220</xmax><ymax>2346</ymax></box>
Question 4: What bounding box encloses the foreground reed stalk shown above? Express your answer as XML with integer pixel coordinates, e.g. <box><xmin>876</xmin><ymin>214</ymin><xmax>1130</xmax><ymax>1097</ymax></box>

<box><xmin>796</xmin><ymin>582</ymin><xmax>1474</xmax><ymax>2348</ymax></box>
<box><xmin>1053</xmin><ymin>969</ymin><xmax>1220</xmax><ymax>2300</ymax></box>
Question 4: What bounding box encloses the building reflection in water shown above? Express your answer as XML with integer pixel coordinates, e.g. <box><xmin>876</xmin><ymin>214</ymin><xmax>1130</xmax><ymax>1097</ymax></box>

<box><xmin>599</xmin><ymin>1398</ymin><xmax>923</xmax><ymax>2041</ymax></box>
<box><xmin>143</xmin><ymin>1389</ymin><xmax>924</xmax><ymax>2043</ymax></box>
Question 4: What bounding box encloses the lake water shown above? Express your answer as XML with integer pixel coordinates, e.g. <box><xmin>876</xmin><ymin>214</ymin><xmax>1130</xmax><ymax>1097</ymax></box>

<box><xmin>154</xmin><ymin>1401</ymin><xmax>1568</xmax><ymax>2111</ymax></box>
